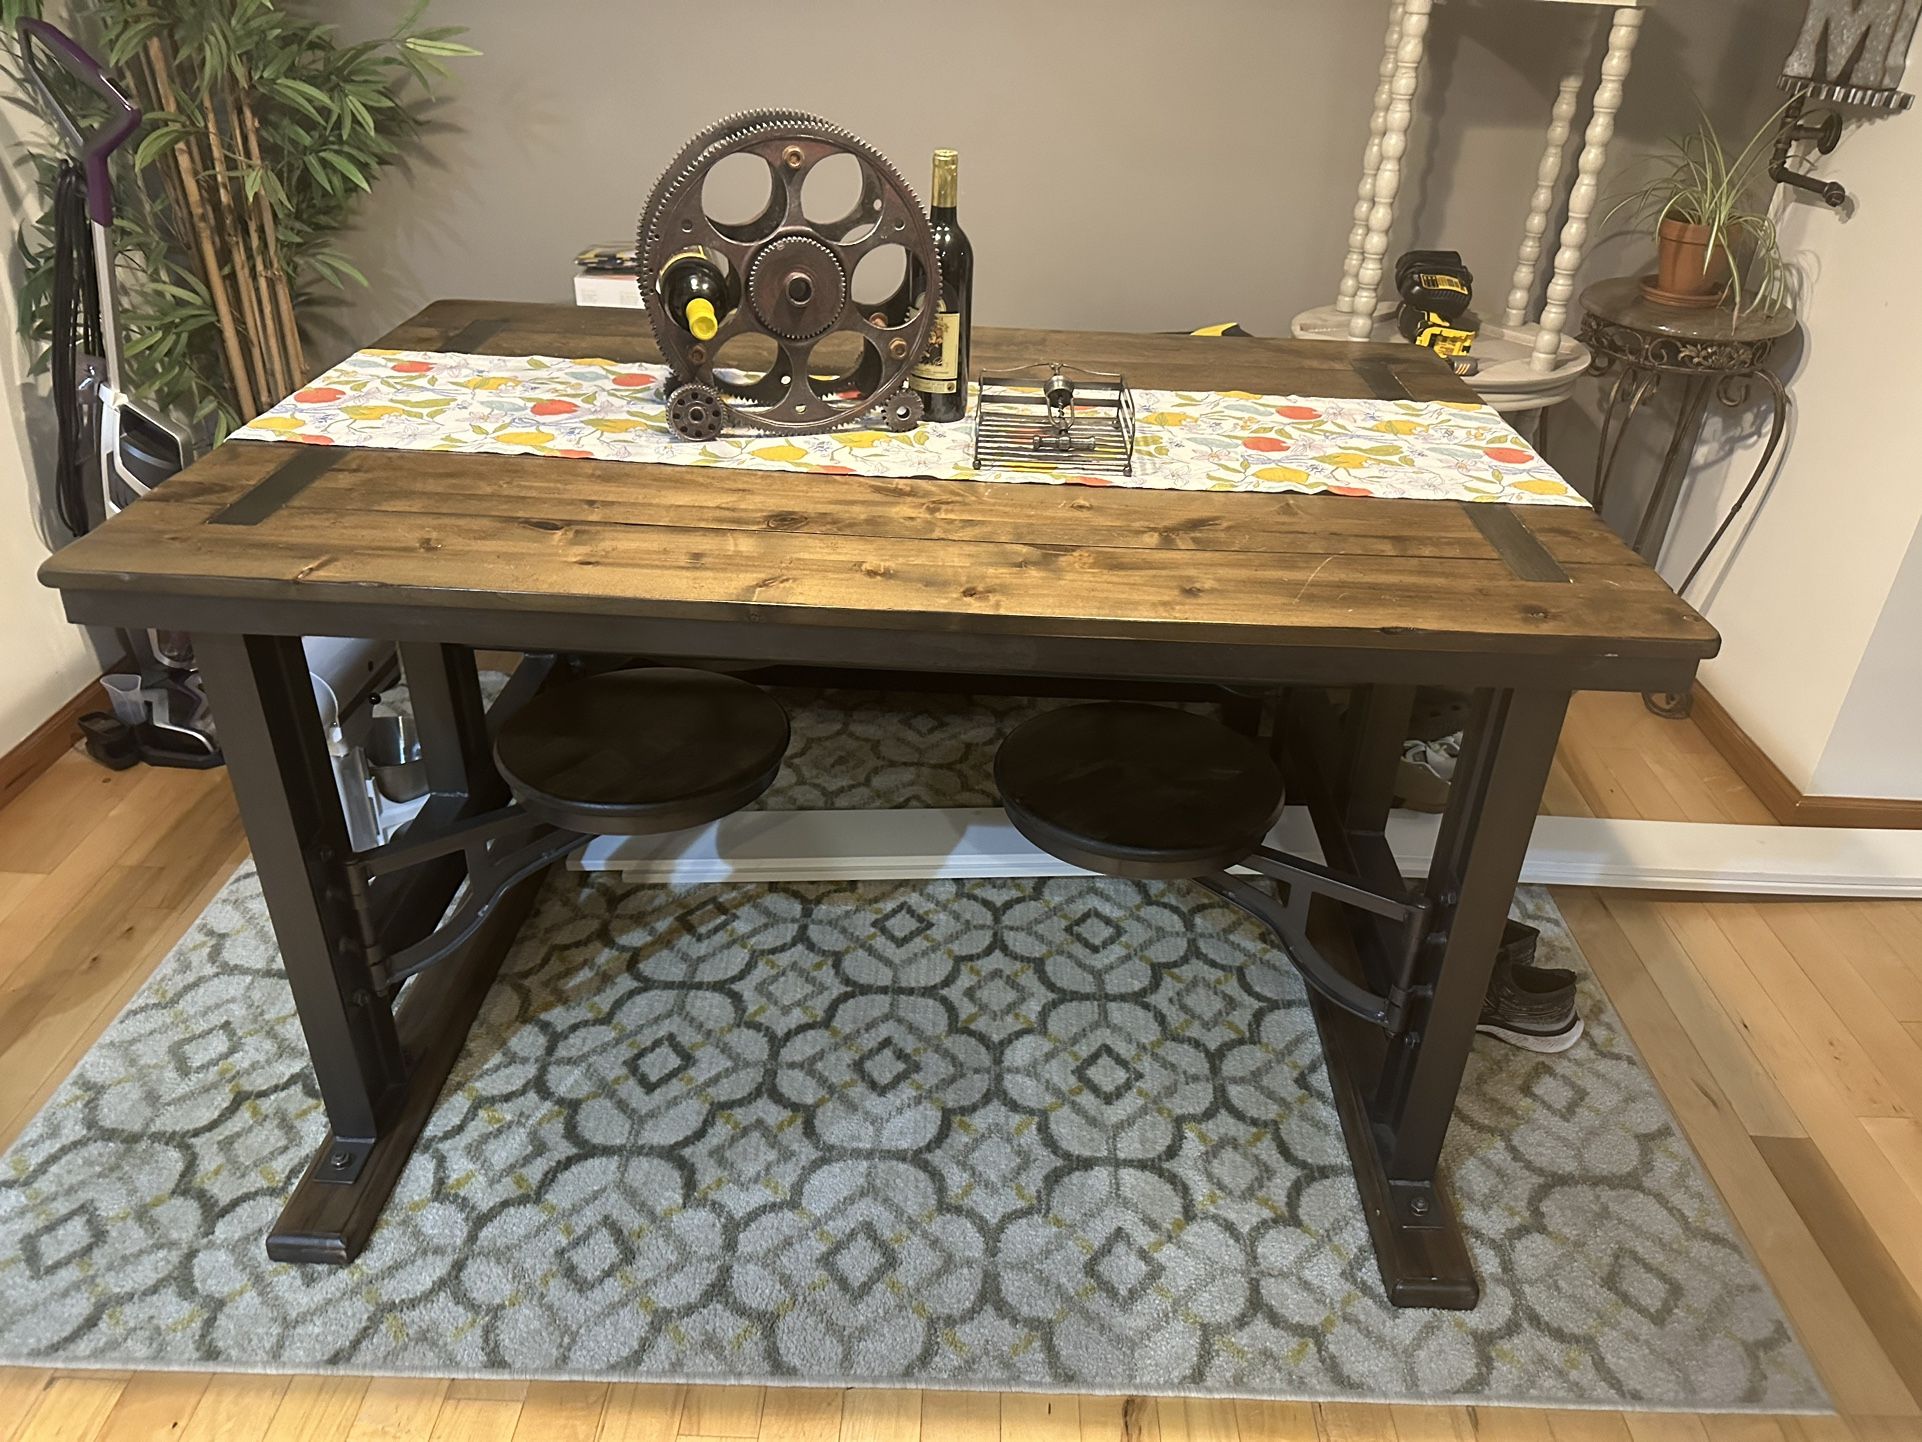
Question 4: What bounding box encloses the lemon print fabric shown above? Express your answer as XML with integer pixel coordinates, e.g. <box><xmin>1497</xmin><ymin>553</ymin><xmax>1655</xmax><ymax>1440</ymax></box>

<box><xmin>231</xmin><ymin>348</ymin><xmax>1585</xmax><ymax>507</ymax></box>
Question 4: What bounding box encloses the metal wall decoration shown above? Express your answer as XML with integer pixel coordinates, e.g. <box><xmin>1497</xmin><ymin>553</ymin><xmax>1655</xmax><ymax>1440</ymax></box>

<box><xmin>1781</xmin><ymin>0</ymin><xmax>1921</xmax><ymax>110</ymax></box>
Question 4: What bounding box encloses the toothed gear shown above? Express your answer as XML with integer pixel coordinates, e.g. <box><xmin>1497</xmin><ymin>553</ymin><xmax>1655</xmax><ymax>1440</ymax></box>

<box><xmin>747</xmin><ymin>234</ymin><xmax>846</xmax><ymax>342</ymax></box>
<box><xmin>878</xmin><ymin>388</ymin><xmax>923</xmax><ymax>432</ymax></box>
<box><xmin>636</xmin><ymin>112</ymin><xmax>941</xmax><ymax>435</ymax></box>
<box><xmin>666</xmin><ymin>382</ymin><xmax>728</xmax><ymax>442</ymax></box>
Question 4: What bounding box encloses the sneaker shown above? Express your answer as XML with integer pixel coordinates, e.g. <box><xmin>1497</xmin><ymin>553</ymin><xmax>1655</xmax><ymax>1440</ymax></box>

<box><xmin>1394</xmin><ymin>735</ymin><xmax>1461</xmax><ymax>813</ymax></box>
<box><xmin>1493</xmin><ymin>917</ymin><xmax>1576</xmax><ymax>992</ymax></box>
<box><xmin>1477</xmin><ymin>920</ymin><xmax>1584</xmax><ymax>1053</ymax></box>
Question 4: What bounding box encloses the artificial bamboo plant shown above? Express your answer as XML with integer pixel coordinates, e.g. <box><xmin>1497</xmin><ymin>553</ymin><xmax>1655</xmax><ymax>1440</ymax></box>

<box><xmin>3</xmin><ymin>0</ymin><xmax>474</xmax><ymax>436</ymax></box>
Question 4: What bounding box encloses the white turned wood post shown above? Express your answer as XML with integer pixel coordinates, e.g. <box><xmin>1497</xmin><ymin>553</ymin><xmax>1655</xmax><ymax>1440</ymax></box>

<box><xmin>1349</xmin><ymin>0</ymin><xmax>1431</xmax><ymax>340</ymax></box>
<box><xmin>1532</xmin><ymin>6</ymin><xmax>1642</xmax><ymax>371</ymax></box>
<box><xmin>1505</xmin><ymin>61</ymin><xmax>1587</xmax><ymax>327</ymax></box>
<box><xmin>1338</xmin><ymin>0</ymin><xmax>1407</xmax><ymax>314</ymax></box>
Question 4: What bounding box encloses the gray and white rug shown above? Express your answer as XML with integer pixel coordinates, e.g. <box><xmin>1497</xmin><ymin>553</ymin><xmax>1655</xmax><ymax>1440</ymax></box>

<box><xmin>0</xmin><ymin>689</ymin><xmax>1825</xmax><ymax>1410</ymax></box>
<box><xmin>758</xmin><ymin>687</ymin><xmax>1061</xmax><ymax>810</ymax></box>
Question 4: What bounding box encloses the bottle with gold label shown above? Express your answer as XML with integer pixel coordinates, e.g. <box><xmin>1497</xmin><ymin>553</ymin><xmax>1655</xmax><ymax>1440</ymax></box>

<box><xmin>658</xmin><ymin>245</ymin><xmax>731</xmax><ymax>340</ymax></box>
<box><xmin>909</xmin><ymin>148</ymin><xmax>973</xmax><ymax>422</ymax></box>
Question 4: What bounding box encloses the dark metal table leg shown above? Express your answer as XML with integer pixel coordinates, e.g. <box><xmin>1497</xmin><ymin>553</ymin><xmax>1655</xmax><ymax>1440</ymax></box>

<box><xmin>1675</xmin><ymin>369</ymin><xmax>1790</xmax><ymax>598</ymax></box>
<box><xmin>193</xmin><ymin>634</ymin><xmax>406</xmax><ymax>1148</ymax></box>
<box><xmin>1590</xmin><ymin>366</ymin><xmax>1659</xmax><ymax>512</ymax></box>
<box><xmin>1297</xmin><ymin>684</ymin><xmax>1569</xmax><ymax>1308</ymax></box>
<box><xmin>196</xmin><ymin>636</ymin><xmax>547</xmax><ymax>1265</ymax></box>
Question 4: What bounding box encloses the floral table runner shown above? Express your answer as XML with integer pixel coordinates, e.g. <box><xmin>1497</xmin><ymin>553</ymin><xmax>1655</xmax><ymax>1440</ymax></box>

<box><xmin>232</xmin><ymin>348</ymin><xmax>1586</xmax><ymax>506</ymax></box>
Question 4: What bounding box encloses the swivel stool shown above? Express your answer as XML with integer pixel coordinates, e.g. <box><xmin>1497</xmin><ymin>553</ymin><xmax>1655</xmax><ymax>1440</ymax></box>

<box><xmin>994</xmin><ymin>702</ymin><xmax>1429</xmax><ymax>1031</ymax></box>
<box><xmin>350</xmin><ymin>666</ymin><xmax>790</xmax><ymax>995</ymax></box>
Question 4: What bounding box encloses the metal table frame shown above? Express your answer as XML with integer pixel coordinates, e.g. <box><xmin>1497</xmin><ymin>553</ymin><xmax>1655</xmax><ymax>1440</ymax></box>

<box><xmin>173</xmin><ymin>612</ymin><xmax>1571</xmax><ymax>1309</ymax></box>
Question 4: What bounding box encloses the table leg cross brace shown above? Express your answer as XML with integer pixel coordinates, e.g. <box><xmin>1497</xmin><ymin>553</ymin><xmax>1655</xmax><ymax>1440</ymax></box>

<box><xmin>1199</xmin><ymin>846</ymin><xmax>1430</xmax><ymax>1030</ymax></box>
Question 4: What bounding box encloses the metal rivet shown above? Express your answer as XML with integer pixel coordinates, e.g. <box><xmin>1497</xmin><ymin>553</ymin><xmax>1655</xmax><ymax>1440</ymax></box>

<box><xmin>782</xmin><ymin>145</ymin><xmax>804</xmax><ymax>169</ymax></box>
<box><xmin>888</xmin><ymin>338</ymin><xmax>909</xmax><ymax>359</ymax></box>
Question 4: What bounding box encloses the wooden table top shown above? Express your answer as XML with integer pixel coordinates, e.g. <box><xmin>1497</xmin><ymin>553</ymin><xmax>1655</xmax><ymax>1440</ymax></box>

<box><xmin>40</xmin><ymin>300</ymin><xmax>1717</xmax><ymax>692</ymax></box>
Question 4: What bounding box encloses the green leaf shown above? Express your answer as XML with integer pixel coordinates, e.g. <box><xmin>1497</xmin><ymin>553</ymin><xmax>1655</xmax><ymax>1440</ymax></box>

<box><xmin>402</xmin><ymin>36</ymin><xmax>480</xmax><ymax>56</ymax></box>
<box><xmin>132</xmin><ymin>127</ymin><xmax>183</xmax><ymax>174</ymax></box>
<box><xmin>342</xmin><ymin>93</ymin><xmax>375</xmax><ymax>138</ymax></box>
<box><xmin>320</xmin><ymin>150</ymin><xmax>371</xmax><ymax>191</ymax></box>
<box><xmin>302</xmin><ymin>152</ymin><xmax>341</xmax><ymax>195</ymax></box>
<box><xmin>272</xmin><ymin>76</ymin><xmax>327</xmax><ymax>123</ymax></box>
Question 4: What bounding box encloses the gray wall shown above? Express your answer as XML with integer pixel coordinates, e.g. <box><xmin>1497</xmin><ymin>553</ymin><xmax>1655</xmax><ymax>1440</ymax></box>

<box><xmin>316</xmin><ymin>0</ymin><xmax>1799</xmax><ymax>359</ymax></box>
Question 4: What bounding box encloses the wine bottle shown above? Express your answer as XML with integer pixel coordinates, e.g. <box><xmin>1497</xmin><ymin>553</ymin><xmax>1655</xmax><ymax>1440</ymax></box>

<box><xmin>909</xmin><ymin>149</ymin><xmax>973</xmax><ymax>422</ymax></box>
<box><xmin>658</xmin><ymin>245</ymin><xmax>730</xmax><ymax>340</ymax></box>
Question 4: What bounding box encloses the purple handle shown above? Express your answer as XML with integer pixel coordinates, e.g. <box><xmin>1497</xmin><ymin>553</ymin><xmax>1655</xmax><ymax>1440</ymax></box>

<box><xmin>18</xmin><ymin>19</ymin><xmax>140</xmax><ymax>225</ymax></box>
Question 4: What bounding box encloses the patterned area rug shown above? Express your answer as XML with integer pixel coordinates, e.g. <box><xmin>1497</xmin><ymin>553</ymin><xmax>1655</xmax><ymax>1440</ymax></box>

<box><xmin>0</xmin><ymin>861</ymin><xmax>1822</xmax><ymax>1408</ymax></box>
<box><xmin>758</xmin><ymin>688</ymin><xmax>1063</xmax><ymax>810</ymax></box>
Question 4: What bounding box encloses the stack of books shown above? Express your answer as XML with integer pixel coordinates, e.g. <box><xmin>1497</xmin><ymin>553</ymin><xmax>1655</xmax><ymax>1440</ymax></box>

<box><xmin>574</xmin><ymin>245</ymin><xmax>641</xmax><ymax>309</ymax></box>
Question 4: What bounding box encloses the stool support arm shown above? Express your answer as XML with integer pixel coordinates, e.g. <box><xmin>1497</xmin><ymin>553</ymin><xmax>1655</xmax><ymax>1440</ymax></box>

<box><xmin>368</xmin><ymin>826</ymin><xmax>587</xmax><ymax>993</ymax></box>
<box><xmin>1199</xmin><ymin>845</ymin><xmax>1429</xmax><ymax>1038</ymax></box>
<box><xmin>342</xmin><ymin>802</ymin><xmax>587</xmax><ymax>994</ymax></box>
<box><xmin>1199</xmin><ymin>845</ymin><xmax>1430</xmax><ymax>1032</ymax></box>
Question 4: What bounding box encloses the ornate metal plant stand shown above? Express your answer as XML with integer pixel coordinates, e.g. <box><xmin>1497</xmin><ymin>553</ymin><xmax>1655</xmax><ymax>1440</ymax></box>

<box><xmin>1578</xmin><ymin>277</ymin><xmax>1795</xmax><ymax>717</ymax></box>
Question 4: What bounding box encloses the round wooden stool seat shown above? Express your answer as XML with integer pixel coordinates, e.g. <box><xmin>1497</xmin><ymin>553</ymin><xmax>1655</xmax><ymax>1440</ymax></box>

<box><xmin>994</xmin><ymin>703</ymin><xmax>1286</xmax><ymax>880</ymax></box>
<box><xmin>494</xmin><ymin>668</ymin><xmax>789</xmax><ymax>834</ymax></box>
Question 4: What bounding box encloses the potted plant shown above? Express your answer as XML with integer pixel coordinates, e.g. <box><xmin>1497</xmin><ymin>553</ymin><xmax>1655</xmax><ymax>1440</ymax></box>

<box><xmin>1609</xmin><ymin>106</ymin><xmax>1793</xmax><ymax>318</ymax></box>
<box><xmin>4</xmin><ymin>0</ymin><xmax>476</xmax><ymax>437</ymax></box>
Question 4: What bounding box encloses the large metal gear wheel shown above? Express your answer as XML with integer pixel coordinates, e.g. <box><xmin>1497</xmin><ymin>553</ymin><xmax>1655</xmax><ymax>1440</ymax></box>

<box><xmin>638</xmin><ymin>112</ymin><xmax>940</xmax><ymax>436</ymax></box>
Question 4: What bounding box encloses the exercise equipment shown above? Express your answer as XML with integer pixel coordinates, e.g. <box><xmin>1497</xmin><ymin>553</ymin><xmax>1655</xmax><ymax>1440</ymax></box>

<box><xmin>637</xmin><ymin>111</ymin><xmax>941</xmax><ymax>438</ymax></box>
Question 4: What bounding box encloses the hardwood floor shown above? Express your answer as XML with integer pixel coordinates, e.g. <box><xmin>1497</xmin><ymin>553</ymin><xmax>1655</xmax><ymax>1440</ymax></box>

<box><xmin>2</xmin><ymin>691</ymin><xmax>1919</xmax><ymax>1441</ymax></box>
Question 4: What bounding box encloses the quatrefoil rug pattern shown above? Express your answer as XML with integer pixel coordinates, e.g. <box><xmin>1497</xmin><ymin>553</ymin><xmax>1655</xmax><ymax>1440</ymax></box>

<box><xmin>0</xmin><ymin>866</ymin><xmax>1822</xmax><ymax>1410</ymax></box>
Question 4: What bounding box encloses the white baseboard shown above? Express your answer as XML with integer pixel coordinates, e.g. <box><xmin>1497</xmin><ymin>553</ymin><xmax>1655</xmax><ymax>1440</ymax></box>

<box><xmin>575</xmin><ymin>807</ymin><xmax>1922</xmax><ymax>898</ymax></box>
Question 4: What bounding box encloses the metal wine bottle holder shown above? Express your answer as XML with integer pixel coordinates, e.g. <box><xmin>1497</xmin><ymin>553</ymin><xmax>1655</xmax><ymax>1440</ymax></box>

<box><xmin>637</xmin><ymin>111</ymin><xmax>942</xmax><ymax>439</ymax></box>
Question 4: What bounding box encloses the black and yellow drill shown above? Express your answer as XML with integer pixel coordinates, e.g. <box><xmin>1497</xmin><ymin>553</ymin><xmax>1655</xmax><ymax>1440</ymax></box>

<box><xmin>1395</xmin><ymin>250</ymin><xmax>1478</xmax><ymax>373</ymax></box>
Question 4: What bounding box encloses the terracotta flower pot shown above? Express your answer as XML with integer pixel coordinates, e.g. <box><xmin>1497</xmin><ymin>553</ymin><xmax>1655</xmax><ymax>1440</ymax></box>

<box><xmin>1649</xmin><ymin>216</ymin><xmax>1731</xmax><ymax>306</ymax></box>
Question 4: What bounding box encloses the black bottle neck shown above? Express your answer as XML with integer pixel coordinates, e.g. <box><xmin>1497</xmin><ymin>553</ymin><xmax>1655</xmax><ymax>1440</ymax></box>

<box><xmin>930</xmin><ymin>203</ymin><xmax>957</xmax><ymax>224</ymax></box>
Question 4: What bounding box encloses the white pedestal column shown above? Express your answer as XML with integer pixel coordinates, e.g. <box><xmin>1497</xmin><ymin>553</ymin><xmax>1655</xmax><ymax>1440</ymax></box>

<box><xmin>1339</xmin><ymin>0</ymin><xmax>1407</xmax><ymax>314</ymax></box>
<box><xmin>1532</xmin><ymin>6</ymin><xmax>1643</xmax><ymax>371</ymax></box>
<box><xmin>1505</xmin><ymin>60</ymin><xmax>1588</xmax><ymax>328</ymax></box>
<box><xmin>1349</xmin><ymin>0</ymin><xmax>1432</xmax><ymax>341</ymax></box>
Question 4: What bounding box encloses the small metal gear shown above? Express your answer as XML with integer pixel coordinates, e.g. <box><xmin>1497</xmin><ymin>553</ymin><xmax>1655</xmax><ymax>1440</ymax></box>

<box><xmin>877</xmin><ymin>388</ymin><xmax>923</xmax><ymax>432</ymax></box>
<box><xmin>666</xmin><ymin>382</ymin><xmax>728</xmax><ymax>442</ymax></box>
